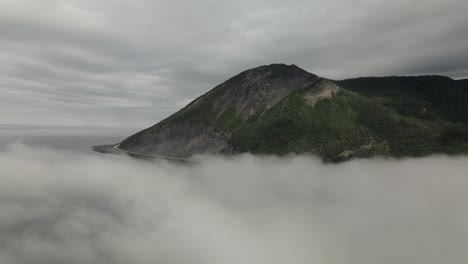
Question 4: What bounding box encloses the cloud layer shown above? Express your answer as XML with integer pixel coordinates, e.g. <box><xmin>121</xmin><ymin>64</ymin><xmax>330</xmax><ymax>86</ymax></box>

<box><xmin>1</xmin><ymin>0</ymin><xmax>467</xmax><ymax>126</ymax></box>
<box><xmin>1</xmin><ymin>144</ymin><xmax>468</xmax><ymax>264</ymax></box>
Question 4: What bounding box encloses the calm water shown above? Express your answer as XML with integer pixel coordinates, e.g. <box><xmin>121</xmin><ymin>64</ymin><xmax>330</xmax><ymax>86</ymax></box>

<box><xmin>0</xmin><ymin>124</ymin><xmax>141</xmax><ymax>154</ymax></box>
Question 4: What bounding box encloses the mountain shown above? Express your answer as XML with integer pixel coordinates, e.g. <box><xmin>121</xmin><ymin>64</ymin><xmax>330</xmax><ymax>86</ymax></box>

<box><xmin>458</xmin><ymin>78</ymin><xmax>468</xmax><ymax>87</ymax></box>
<box><xmin>95</xmin><ymin>64</ymin><xmax>468</xmax><ymax>161</ymax></box>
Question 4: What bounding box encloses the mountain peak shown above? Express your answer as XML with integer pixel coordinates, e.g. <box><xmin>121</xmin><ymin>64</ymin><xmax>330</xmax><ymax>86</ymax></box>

<box><xmin>233</xmin><ymin>63</ymin><xmax>316</xmax><ymax>82</ymax></box>
<box><xmin>209</xmin><ymin>64</ymin><xmax>320</xmax><ymax>116</ymax></box>
<box><xmin>246</xmin><ymin>63</ymin><xmax>305</xmax><ymax>72</ymax></box>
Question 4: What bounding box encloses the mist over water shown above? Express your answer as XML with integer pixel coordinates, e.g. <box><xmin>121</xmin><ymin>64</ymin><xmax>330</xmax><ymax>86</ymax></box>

<box><xmin>1</xmin><ymin>141</ymin><xmax>467</xmax><ymax>264</ymax></box>
<box><xmin>0</xmin><ymin>125</ymin><xmax>137</xmax><ymax>154</ymax></box>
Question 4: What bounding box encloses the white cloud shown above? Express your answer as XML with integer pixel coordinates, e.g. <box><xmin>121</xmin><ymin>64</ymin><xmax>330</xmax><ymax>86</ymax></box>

<box><xmin>1</xmin><ymin>144</ymin><xmax>468</xmax><ymax>264</ymax></box>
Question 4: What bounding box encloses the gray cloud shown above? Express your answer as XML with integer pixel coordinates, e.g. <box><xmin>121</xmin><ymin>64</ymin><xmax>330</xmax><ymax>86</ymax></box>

<box><xmin>0</xmin><ymin>144</ymin><xmax>468</xmax><ymax>264</ymax></box>
<box><xmin>1</xmin><ymin>0</ymin><xmax>467</xmax><ymax>126</ymax></box>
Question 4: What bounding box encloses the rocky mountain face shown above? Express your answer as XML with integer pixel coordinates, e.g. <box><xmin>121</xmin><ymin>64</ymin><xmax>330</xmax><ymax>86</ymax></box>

<box><xmin>118</xmin><ymin>64</ymin><xmax>339</xmax><ymax>158</ymax></box>
<box><xmin>96</xmin><ymin>64</ymin><xmax>468</xmax><ymax>161</ymax></box>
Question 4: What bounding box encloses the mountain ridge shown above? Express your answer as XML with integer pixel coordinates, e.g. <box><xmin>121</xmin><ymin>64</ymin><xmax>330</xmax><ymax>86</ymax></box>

<box><xmin>95</xmin><ymin>64</ymin><xmax>468</xmax><ymax>161</ymax></box>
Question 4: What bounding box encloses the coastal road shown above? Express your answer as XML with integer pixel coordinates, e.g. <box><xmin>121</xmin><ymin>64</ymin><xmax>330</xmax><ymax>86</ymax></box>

<box><xmin>113</xmin><ymin>144</ymin><xmax>194</xmax><ymax>162</ymax></box>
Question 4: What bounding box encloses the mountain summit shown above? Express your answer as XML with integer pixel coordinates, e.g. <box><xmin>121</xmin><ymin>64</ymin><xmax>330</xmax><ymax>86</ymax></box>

<box><xmin>95</xmin><ymin>64</ymin><xmax>468</xmax><ymax>161</ymax></box>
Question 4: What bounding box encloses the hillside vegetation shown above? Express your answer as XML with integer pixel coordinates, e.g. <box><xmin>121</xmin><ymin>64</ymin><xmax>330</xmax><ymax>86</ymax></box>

<box><xmin>113</xmin><ymin>64</ymin><xmax>468</xmax><ymax>161</ymax></box>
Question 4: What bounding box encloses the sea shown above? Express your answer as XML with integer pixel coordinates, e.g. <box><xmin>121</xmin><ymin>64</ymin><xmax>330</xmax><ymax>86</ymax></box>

<box><xmin>0</xmin><ymin>124</ymin><xmax>141</xmax><ymax>154</ymax></box>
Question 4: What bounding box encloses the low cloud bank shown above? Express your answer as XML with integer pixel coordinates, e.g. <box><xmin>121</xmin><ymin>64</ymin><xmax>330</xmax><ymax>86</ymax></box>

<box><xmin>1</xmin><ymin>143</ymin><xmax>467</xmax><ymax>264</ymax></box>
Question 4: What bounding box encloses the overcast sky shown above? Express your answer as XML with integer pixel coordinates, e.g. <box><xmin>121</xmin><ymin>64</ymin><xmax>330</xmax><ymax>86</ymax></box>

<box><xmin>1</xmin><ymin>0</ymin><xmax>467</xmax><ymax>127</ymax></box>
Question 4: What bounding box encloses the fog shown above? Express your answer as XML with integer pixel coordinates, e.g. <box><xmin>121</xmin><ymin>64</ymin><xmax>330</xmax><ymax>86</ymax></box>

<box><xmin>1</xmin><ymin>143</ymin><xmax>467</xmax><ymax>264</ymax></box>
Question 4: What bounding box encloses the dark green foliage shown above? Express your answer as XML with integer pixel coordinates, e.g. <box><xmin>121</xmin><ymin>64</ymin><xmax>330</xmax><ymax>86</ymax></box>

<box><xmin>122</xmin><ymin>73</ymin><xmax>468</xmax><ymax>161</ymax></box>
<box><xmin>458</xmin><ymin>79</ymin><xmax>468</xmax><ymax>88</ymax></box>
<box><xmin>439</xmin><ymin>127</ymin><xmax>468</xmax><ymax>154</ymax></box>
<box><xmin>337</xmin><ymin>76</ymin><xmax>468</xmax><ymax>123</ymax></box>
<box><xmin>230</xmin><ymin>90</ymin><xmax>370</xmax><ymax>158</ymax></box>
<box><xmin>214</xmin><ymin>107</ymin><xmax>244</xmax><ymax>132</ymax></box>
<box><xmin>226</xmin><ymin>83</ymin><xmax>468</xmax><ymax>160</ymax></box>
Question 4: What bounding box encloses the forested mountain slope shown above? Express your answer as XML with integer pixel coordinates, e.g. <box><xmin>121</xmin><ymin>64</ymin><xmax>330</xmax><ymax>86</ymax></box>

<box><xmin>96</xmin><ymin>64</ymin><xmax>468</xmax><ymax>161</ymax></box>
